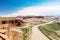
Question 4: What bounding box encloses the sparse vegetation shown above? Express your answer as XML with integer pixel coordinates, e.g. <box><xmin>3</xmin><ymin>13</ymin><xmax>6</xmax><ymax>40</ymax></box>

<box><xmin>21</xmin><ymin>26</ymin><xmax>32</xmax><ymax>40</ymax></box>
<box><xmin>38</xmin><ymin>22</ymin><xmax>60</xmax><ymax>40</ymax></box>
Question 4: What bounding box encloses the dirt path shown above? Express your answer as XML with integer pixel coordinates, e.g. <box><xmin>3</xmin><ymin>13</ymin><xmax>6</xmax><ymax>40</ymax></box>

<box><xmin>31</xmin><ymin>21</ymin><xmax>54</xmax><ymax>40</ymax></box>
<box><xmin>31</xmin><ymin>26</ymin><xmax>49</xmax><ymax>40</ymax></box>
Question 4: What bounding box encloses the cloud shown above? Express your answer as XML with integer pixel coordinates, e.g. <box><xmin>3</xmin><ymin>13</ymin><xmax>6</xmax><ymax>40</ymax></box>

<box><xmin>1</xmin><ymin>4</ymin><xmax>60</xmax><ymax>17</ymax></box>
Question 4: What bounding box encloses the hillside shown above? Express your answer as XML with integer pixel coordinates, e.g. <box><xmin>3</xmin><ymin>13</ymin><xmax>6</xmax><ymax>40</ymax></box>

<box><xmin>38</xmin><ymin>22</ymin><xmax>60</xmax><ymax>40</ymax></box>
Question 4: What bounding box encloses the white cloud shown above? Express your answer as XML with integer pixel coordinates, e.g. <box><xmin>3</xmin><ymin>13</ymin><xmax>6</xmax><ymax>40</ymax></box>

<box><xmin>1</xmin><ymin>4</ymin><xmax>60</xmax><ymax>17</ymax></box>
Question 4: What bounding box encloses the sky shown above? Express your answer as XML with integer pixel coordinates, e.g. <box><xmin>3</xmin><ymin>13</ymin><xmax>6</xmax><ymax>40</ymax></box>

<box><xmin>0</xmin><ymin>0</ymin><xmax>60</xmax><ymax>16</ymax></box>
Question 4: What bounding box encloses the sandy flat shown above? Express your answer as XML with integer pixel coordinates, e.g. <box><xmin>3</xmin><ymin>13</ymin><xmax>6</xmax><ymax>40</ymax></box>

<box><xmin>31</xmin><ymin>26</ymin><xmax>49</xmax><ymax>40</ymax></box>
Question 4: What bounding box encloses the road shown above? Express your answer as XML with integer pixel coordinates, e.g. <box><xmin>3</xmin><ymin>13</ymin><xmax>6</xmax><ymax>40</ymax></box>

<box><xmin>31</xmin><ymin>21</ymin><xmax>54</xmax><ymax>40</ymax></box>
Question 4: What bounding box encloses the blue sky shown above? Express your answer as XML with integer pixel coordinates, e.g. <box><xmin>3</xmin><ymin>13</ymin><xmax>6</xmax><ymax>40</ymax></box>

<box><xmin>0</xmin><ymin>0</ymin><xmax>46</xmax><ymax>15</ymax></box>
<box><xmin>0</xmin><ymin>0</ymin><xmax>60</xmax><ymax>16</ymax></box>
